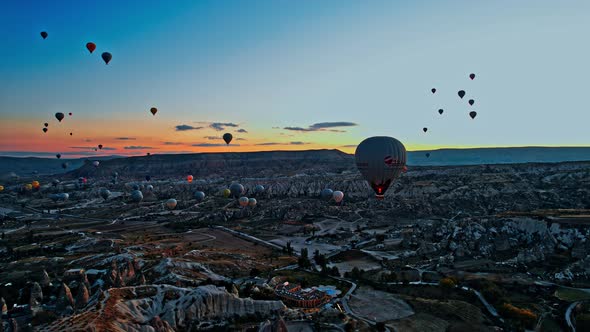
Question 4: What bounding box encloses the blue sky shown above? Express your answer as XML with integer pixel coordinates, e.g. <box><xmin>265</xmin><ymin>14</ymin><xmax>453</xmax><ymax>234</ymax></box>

<box><xmin>0</xmin><ymin>0</ymin><xmax>589</xmax><ymax>157</ymax></box>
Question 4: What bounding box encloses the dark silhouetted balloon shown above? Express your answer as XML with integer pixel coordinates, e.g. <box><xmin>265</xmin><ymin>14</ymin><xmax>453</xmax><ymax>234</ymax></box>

<box><xmin>40</xmin><ymin>31</ymin><xmax>48</xmax><ymax>39</ymax></box>
<box><xmin>150</xmin><ymin>107</ymin><xmax>157</xmax><ymax>116</ymax></box>
<box><xmin>61</xmin><ymin>162</ymin><xmax>68</xmax><ymax>169</ymax></box>
<box><xmin>469</xmin><ymin>111</ymin><xmax>477</xmax><ymax>119</ymax></box>
<box><xmin>320</xmin><ymin>189</ymin><xmax>334</xmax><ymax>201</ymax></box>
<box><xmin>55</xmin><ymin>113</ymin><xmax>65</xmax><ymax>122</ymax></box>
<box><xmin>101</xmin><ymin>52</ymin><xmax>112</xmax><ymax>64</ymax></box>
<box><xmin>469</xmin><ymin>73</ymin><xmax>475</xmax><ymax>80</ymax></box>
<box><xmin>69</xmin><ymin>112</ymin><xmax>72</xmax><ymax>116</ymax></box>
<box><xmin>458</xmin><ymin>90</ymin><xmax>466</xmax><ymax>99</ymax></box>
<box><xmin>44</xmin><ymin>123</ymin><xmax>48</xmax><ymax>127</ymax></box>
<box><xmin>229</xmin><ymin>183</ymin><xmax>244</xmax><ymax>198</ymax></box>
<box><xmin>426</xmin><ymin>152</ymin><xmax>430</xmax><ymax>158</ymax></box>
<box><xmin>438</xmin><ymin>109</ymin><xmax>444</xmax><ymax>115</ymax></box>
<box><xmin>468</xmin><ymin>99</ymin><xmax>475</xmax><ymax>106</ymax></box>
<box><xmin>100</xmin><ymin>188</ymin><xmax>111</xmax><ymax>200</ymax></box>
<box><xmin>98</xmin><ymin>144</ymin><xmax>103</xmax><ymax>150</ymax></box>
<box><xmin>423</xmin><ymin>127</ymin><xmax>428</xmax><ymax>133</ymax></box>
<box><xmin>42</xmin><ymin>128</ymin><xmax>48</xmax><ymax>133</ymax></box>
<box><xmin>86</xmin><ymin>42</ymin><xmax>96</xmax><ymax>53</ymax></box>
<box><xmin>145</xmin><ymin>175</ymin><xmax>151</xmax><ymax>181</ymax></box>
<box><xmin>355</xmin><ymin>136</ymin><xmax>407</xmax><ymax>199</ymax></box>
<box><xmin>56</xmin><ymin>154</ymin><xmax>61</xmax><ymax>159</ymax></box>
<box><xmin>69</xmin><ymin>132</ymin><xmax>73</xmax><ymax>136</ymax></box>
<box><xmin>223</xmin><ymin>133</ymin><xmax>233</xmax><ymax>145</ymax></box>
<box><xmin>431</xmin><ymin>88</ymin><xmax>436</xmax><ymax>94</ymax></box>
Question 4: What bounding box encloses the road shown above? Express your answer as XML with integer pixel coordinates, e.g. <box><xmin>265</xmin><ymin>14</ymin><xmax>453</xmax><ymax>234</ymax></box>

<box><xmin>566</xmin><ymin>301</ymin><xmax>580</xmax><ymax>332</ymax></box>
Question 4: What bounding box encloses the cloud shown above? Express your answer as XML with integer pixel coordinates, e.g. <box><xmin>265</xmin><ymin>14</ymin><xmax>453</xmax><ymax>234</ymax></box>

<box><xmin>115</xmin><ymin>137</ymin><xmax>136</xmax><ymax>140</ymax></box>
<box><xmin>236</xmin><ymin>129</ymin><xmax>248</xmax><ymax>133</ymax></box>
<box><xmin>255</xmin><ymin>142</ymin><xmax>281</xmax><ymax>146</ymax></box>
<box><xmin>124</xmin><ymin>146</ymin><xmax>155</xmax><ymax>150</ymax></box>
<box><xmin>84</xmin><ymin>139</ymin><xmax>92</xmax><ymax>142</ymax></box>
<box><xmin>272</xmin><ymin>127</ymin><xmax>280</xmax><ymax>129</ymax></box>
<box><xmin>176</xmin><ymin>124</ymin><xmax>203</xmax><ymax>131</ymax></box>
<box><xmin>283</xmin><ymin>121</ymin><xmax>357</xmax><ymax>133</ymax></box>
<box><xmin>210</xmin><ymin>122</ymin><xmax>239</xmax><ymax>131</ymax></box>
<box><xmin>341</xmin><ymin>144</ymin><xmax>358</xmax><ymax>148</ymax></box>
<box><xmin>163</xmin><ymin>142</ymin><xmax>184</xmax><ymax>145</ymax></box>
<box><xmin>203</xmin><ymin>136</ymin><xmax>221</xmax><ymax>140</ymax></box>
<box><xmin>70</xmin><ymin>146</ymin><xmax>116</xmax><ymax>151</ymax></box>
<box><xmin>255</xmin><ymin>141</ymin><xmax>309</xmax><ymax>146</ymax></box>
<box><xmin>289</xmin><ymin>141</ymin><xmax>309</xmax><ymax>145</ymax></box>
<box><xmin>192</xmin><ymin>143</ymin><xmax>240</xmax><ymax>147</ymax></box>
<box><xmin>236</xmin><ymin>138</ymin><xmax>247</xmax><ymax>141</ymax></box>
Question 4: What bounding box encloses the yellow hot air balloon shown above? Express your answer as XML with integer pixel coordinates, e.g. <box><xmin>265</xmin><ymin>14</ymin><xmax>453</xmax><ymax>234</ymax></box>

<box><xmin>222</xmin><ymin>188</ymin><xmax>231</xmax><ymax>198</ymax></box>
<box><xmin>0</xmin><ymin>185</ymin><xmax>4</xmax><ymax>192</ymax></box>
<box><xmin>25</xmin><ymin>184</ymin><xmax>33</xmax><ymax>191</ymax></box>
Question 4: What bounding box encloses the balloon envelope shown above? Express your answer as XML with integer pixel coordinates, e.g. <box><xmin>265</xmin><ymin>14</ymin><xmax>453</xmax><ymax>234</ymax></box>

<box><xmin>93</xmin><ymin>161</ymin><xmax>100</xmax><ymax>167</ymax></box>
<box><xmin>222</xmin><ymin>188</ymin><xmax>231</xmax><ymax>198</ymax></box>
<box><xmin>223</xmin><ymin>133</ymin><xmax>233</xmax><ymax>145</ymax></box>
<box><xmin>98</xmin><ymin>144</ymin><xmax>103</xmax><ymax>150</ymax></box>
<box><xmin>230</xmin><ymin>183</ymin><xmax>244</xmax><ymax>198</ymax></box>
<box><xmin>423</xmin><ymin>127</ymin><xmax>428</xmax><ymax>133</ymax></box>
<box><xmin>248</xmin><ymin>198</ymin><xmax>257</xmax><ymax>207</ymax></box>
<box><xmin>62</xmin><ymin>162</ymin><xmax>68</xmax><ymax>169</ymax></box>
<box><xmin>320</xmin><ymin>189</ymin><xmax>334</xmax><ymax>201</ymax></box>
<box><xmin>101</xmin><ymin>52</ymin><xmax>112</xmax><ymax>64</ymax></box>
<box><xmin>238</xmin><ymin>196</ymin><xmax>249</xmax><ymax>207</ymax></box>
<box><xmin>130</xmin><ymin>190</ymin><xmax>143</xmax><ymax>203</ymax></box>
<box><xmin>56</xmin><ymin>154</ymin><xmax>61</xmax><ymax>159</ymax></box>
<box><xmin>355</xmin><ymin>136</ymin><xmax>407</xmax><ymax>199</ymax></box>
<box><xmin>150</xmin><ymin>107</ymin><xmax>157</xmax><ymax>116</ymax></box>
<box><xmin>469</xmin><ymin>111</ymin><xmax>477</xmax><ymax>119</ymax></box>
<box><xmin>469</xmin><ymin>73</ymin><xmax>475</xmax><ymax>80</ymax></box>
<box><xmin>254</xmin><ymin>185</ymin><xmax>265</xmax><ymax>194</ymax></box>
<box><xmin>44</xmin><ymin>123</ymin><xmax>48</xmax><ymax>127</ymax></box>
<box><xmin>40</xmin><ymin>31</ymin><xmax>48</xmax><ymax>39</ymax></box>
<box><xmin>468</xmin><ymin>99</ymin><xmax>475</xmax><ymax>106</ymax></box>
<box><xmin>194</xmin><ymin>191</ymin><xmax>205</xmax><ymax>202</ymax></box>
<box><xmin>86</xmin><ymin>42</ymin><xmax>96</xmax><ymax>53</ymax></box>
<box><xmin>333</xmin><ymin>191</ymin><xmax>344</xmax><ymax>203</ymax></box>
<box><xmin>458</xmin><ymin>90</ymin><xmax>466</xmax><ymax>99</ymax></box>
<box><xmin>99</xmin><ymin>188</ymin><xmax>111</xmax><ymax>200</ymax></box>
<box><xmin>187</xmin><ymin>175</ymin><xmax>193</xmax><ymax>183</ymax></box>
<box><xmin>55</xmin><ymin>113</ymin><xmax>65</xmax><ymax>122</ymax></box>
<box><xmin>431</xmin><ymin>88</ymin><xmax>436</xmax><ymax>94</ymax></box>
<box><xmin>166</xmin><ymin>199</ymin><xmax>178</xmax><ymax>210</ymax></box>
<box><xmin>42</xmin><ymin>128</ymin><xmax>48</xmax><ymax>133</ymax></box>
<box><xmin>438</xmin><ymin>109</ymin><xmax>444</xmax><ymax>115</ymax></box>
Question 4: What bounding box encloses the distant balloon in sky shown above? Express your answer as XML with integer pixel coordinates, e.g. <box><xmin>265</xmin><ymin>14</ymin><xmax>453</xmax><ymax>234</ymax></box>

<box><xmin>40</xmin><ymin>31</ymin><xmax>48</xmax><ymax>39</ymax></box>
<box><xmin>55</xmin><ymin>112</ymin><xmax>65</xmax><ymax>122</ymax></box>
<box><xmin>431</xmin><ymin>88</ymin><xmax>436</xmax><ymax>94</ymax></box>
<box><xmin>187</xmin><ymin>175</ymin><xmax>193</xmax><ymax>183</ymax></box>
<box><xmin>223</xmin><ymin>133</ymin><xmax>233</xmax><ymax>145</ymax></box>
<box><xmin>333</xmin><ymin>191</ymin><xmax>344</xmax><ymax>203</ymax></box>
<box><xmin>70</xmin><ymin>132</ymin><xmax>73</xmax><ymax>136</ymax></box>
<box><xmin>44</xmin><ymin>123</ymin><xmax>48</xmax><ymax>127</ymax></box>
<box><xmin>438</xmin><ymin>109</ymin><xmax>443</xmax><ymax>115</ymax></box>
<box><xmin>101</xmin><ymin>52</ymin><xmax>112</xmax><ymax>64</ymax></box>
<box><xmin>166</xmin><ymin>198</ymin><xmax>178</xmax><ymax>210</ymax></box>
<box><xmin>469</xmin><ymin>73</ymin><xmax>476</xmax><ymax>80</ymax></box>
<box><xmin>355</xmin><ymin>136</ymin><xmax>407</xmax><ymax>199</ymax></box>
<box><xmin>426</xmin><ymin>152</ymin><xmax>431</xmax><ymax>158</ymax></box>
<box><xmin>56</xmin><ymin>154</ymin><xmax>61</xmax><ymax>159</ymax></box>
<box><xmin>458</xmin><ymin>90</ymin><xmax>466</xmax><ymax>99</ymax></box>
<box><xmin>86</xmin><ymin>42</ymin><xmax>96</xmax><ymax>53</ymax></box>
<box><xmin>42</xmin><ymin>128</ymin><xmax>48</xmax><ymax>133</ymax></box>
<box><xmin>69</xmin><ymin>112</ymin><xmax>72</xmax><ymax>116</ymax></box>
<box><xmin>468</xmin><ymin>99</ymin><xmax>475</xmax><ymax>106</ymax></box>
<box><xmin>93</xmin><ymin>161</ymin><xmax>100</xmax><ymax>167</ymax></box>
<box><xmin>423</xmin><ymin>127</ymin><xmax>428</xmax><ymax>133</ymax></box>
<box><xmin>469</xmin><ymin>111</ymin><xmax>477</xmax><ymax>119</ymax></box>
<box><xmin>150</xmin><ymin>107</ymin><xmax>158</xmax><ymax>116</ymax></box>
<box><xmin>98</xmin><ymin>144</ymin><xmax>103</xmax><ymax>150</ymax></box>
<box><xmin>61</xmin><ymin>162</ymin><xmax>68</xmax><ymax>169</ymax></box>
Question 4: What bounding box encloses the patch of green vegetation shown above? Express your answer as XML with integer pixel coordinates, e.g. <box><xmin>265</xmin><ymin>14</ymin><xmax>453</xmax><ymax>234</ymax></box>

<box><xmin>554</xmin><ymin>287</ymin><xmax>590</xmax><ymax>301</ymax></box>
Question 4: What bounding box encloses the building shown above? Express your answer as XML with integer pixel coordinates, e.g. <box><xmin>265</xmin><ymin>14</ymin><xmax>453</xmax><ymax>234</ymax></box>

<box><xmin>274</xmin><ymin>282</ymin><xmax>331</xmax><ymax>308</ymax></box>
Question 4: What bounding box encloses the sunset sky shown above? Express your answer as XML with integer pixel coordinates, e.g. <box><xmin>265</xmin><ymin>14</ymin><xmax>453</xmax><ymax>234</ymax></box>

<box><xmin>1</xmin><ymin>0</ymin><xmax>589</xmax><ymax>158</ymax></box>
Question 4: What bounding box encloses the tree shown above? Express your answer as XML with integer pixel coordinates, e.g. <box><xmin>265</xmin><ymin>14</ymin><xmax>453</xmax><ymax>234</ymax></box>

<box><xmin>375</xmin><ymin>322</ymin><xmax>386</xmax><ymax>332</ymax></box>
<box><xmin>249</xmin><ymin>268</ymin><xmax>261</xmax><ymax>277</ymax></box>
<box><xmin>330</xmin><ymin>266</ymin><xmax>340</xmax><ymax>277</ymax></box>
<box><xmin>298</xmin><ymin>248</ymin><xmax>311</xmax><ymax>269</ymax></box>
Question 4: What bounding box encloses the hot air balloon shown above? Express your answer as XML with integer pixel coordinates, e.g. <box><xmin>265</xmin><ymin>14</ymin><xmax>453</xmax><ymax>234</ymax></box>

<box><xmin>32</xmin><ymin>181</ymin><xmax>40</xmax><ymax>189</ymax></box>
<box><xmin>98</xmin><ymin>144</ymin><xmax>103</xmax><ymax>150</ymax></box>
<box><xmin>86</xmin><ymin>42</ymin><xmax>96</xmax><ymax>53</ymax></box>
<box><xmin>0</xmin><ymin>185</ymin><xmax>4</xmax><ymax>192</ymax></box>
<box><xmin>248</xmin><ymin>198</ymin><xmax>257</xmax><ymax>207</ymax></box>
<box><xmin>146</xmin><ymin>184</ymin><xmax>154</xmax><ymax>192</ymax></box>
<box><xmin>56</xmin><ymin>154</ymin><xmax>61</xmax><ymax>159</ymax></box>
<box><xmin>166</xmin><ymin>198</ymin><xmax>178</xmax><ymax>210</ymax></box>
<box><xmin>187</xmin><ymin>175</ymin><xmax>193</xmax><ymax>183</ymax></box>
<box><xmin>150</xmin><ymin>107</ymin><xmax>157</xmax><ymax>116</ymax></box>
<box><xmin>69</xmin><ymin>132</ymin><xmax>73</xmax><ymax>136</ymax></box>
<box><xmin>44</xmin><ymin>123</ymin><xmax>49</xmax><ymax>127</ymax></box>
<box><xmin>431</xmin><ymin>88</ymin><xmax>436</xmax><ymax>94</ymax></box>
<box><xmin>254</xmin><ymin>185</ymin><xmax>265</xmax><ymax>195</ymax></box>
<box><xmin>355</xmin><ymin>136</ymin><xmax>407</xmax><ymax>199</ymax></box>
<box><xmin>468</xmin><ymin>99</ymin><xmax>475</xmax><ymax>106</ymax></box>
<box><xmin>92</xmin><ymin>161</ymin><xmax>100</xmax><ymax>167</ymax></box>
<box><xmin>145</xmin><ymin>175</ymin><xmax>151</xmax><ymax>182</ymax></box>
<box><xmin>423</xmin><ymin>127</ymin><xmax>428</xmax><ymax>133</ymax></box>
<box><xmin>55</xmin><ymin>113</ymin><xmax>65</xmax><ymax>122</ymax></box>
<box><xmin>403</xmin><ymin>165</ymin><xmax>408</xmax><ymax>173</ymax></box>
<box><xmin>59</xmin><ymin>193</ymin><xmax>69</xmax><ymax>201</ymax></box>
<box><xmin>146</xmin><ymin>152</ymin><xmax>151</xmax><ymax>156</ymax></box>
<box><xmin>132</xmin><ymin>184</ymin><xmax>140</xmax><ymax>191</ymax></box>
<box><xmin>438</xmin><ymin>109</ymin><xmax>444</xmax><ymax>115</ymax></box>
<box><xmin>333</xmin><ymin>191</ymin><xmax>344</xmax><ymax>203</ymax></box>
<box><xmin>101</xmin><ymin>52</ymin><xmax>112</xmax><ymax>64</ymax></box>
<box><xmin>223</xmin><ymin>133</ymin><xmax>233</xmax><ymax>145</ymax></box>
<box><xmin>469</xmin><ymin>73</ymin><xmax>475</xmax><ymax>80</ymax></box>
<box><xmin>40</xmin><ymin>31</ymin><xmax>48</xmax><ymax>39</ymax></box>
<box><xmin>24</xmin><ymin>184</ymin><xmax>33</xmax><ymax>191</ymax></box>
<box><xmin>469</xmin><ymin>111</ymin><xmax>477</xmax><ymax>119</ymax></box>
<box><xmin>458</xmin><ymin>90</ymin><xmax>466</xmax><ymax>99</ymax></box>
<box><xmin>130</xmin><ymin>190</ymin><xmax>143</xmax><ymax>203</ymax></box>
<box><xmin>425</xmin><ymin>152</ymin><xmax>431</xmax><ymax>158</ymax></box>
<box><xmin>194</xmin><ymin>191</ymin><xmax>205</xmax><ymax>202</ymax></box>
<box><xmin>62</xmin><ymin>162</ymin><xmax>68</xmax><ymax>169</ymax></box>
<box><xmin>230</xmin><ymin>183</ymin><xmax>244</xmax><ymax>198</ymax></box>
<box><xmin>238</xmin><ymin>196</ymin><xmax>249</xmax><ymax>207</ymax></box>
<box><xmin>42</xmin><ymin>128</ymin><xmax>48</xmax><ymax>133</ymax></box>
<box><xmin>99</xmin><ymin>188</ymin><xmax>111</xmax><ymax>200</ymax></box>
<box><xmin>52</xmin><ymin>179</ymin><xmax>60</xmax><ymax>186</ymax></box>
<box><xmin>69</xmin><ymin>112</ymin><xmax>72</xmax><ymax>116</ymax></box>
<box><xmin>222</xmin><ymin>188</ymin><xmax>231</xmax><ymax>198</ymax></box>
<box><xmin>321</xmin><ymin>189</ymin><xmax>334</xmax><ymax>201</ymax></box>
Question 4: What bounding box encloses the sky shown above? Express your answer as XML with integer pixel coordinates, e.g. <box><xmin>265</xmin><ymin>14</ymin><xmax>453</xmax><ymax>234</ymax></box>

<box><xmin>0</xmin><ymin>0</ymin><xmax>589</xmax><ymax>158</ymax></box>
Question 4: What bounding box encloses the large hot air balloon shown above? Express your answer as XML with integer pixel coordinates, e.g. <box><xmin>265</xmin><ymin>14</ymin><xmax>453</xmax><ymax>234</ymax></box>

<box><xmin>222</xmin><ymin>188</ymin><xmax>231</xmax><ymax>198</ymax></box>
<box><xmin>101</xmin><ymin>52</ymin><xmax>112</xmax><ymax>64</ymax></box>
<box><xmin>254</xmin><ymin>185</ymin><xmax>265</xmax><ymax>195</ymax></box>
<box><xmin>150</xmin><ymin>107</ymin><xmax>157</xmax><ymax>116</ymax></box>
<box><xmin>86</xmin><ymin>42</ymin><xmax>96</xmax><ymax>53</ymax></box>
<box><xmin>468</xmin><ymin>99</ymin><xmax>475</xmax><ymax>106</ymax></box>
<box><xmin>355</xmin><ymin>136</ymin><xmax>407</xmax><ymax>199</ymax></box>
<box><xmin>320</xmin><ymin>189</ymin><xmax>334</xmax><ymax>201</ymax></box>
<box><xmin>69</xmin><ymin>112</ymin><xmax>72</xmax><ymax>116</ymax></box>
<box><xmin>223</xmin><ymin>133</ymin><xmax>233</xmax><ymax>145</ymax></box>
<box><xmin>93</xmin><ymin>161</ymin><xmax>100</xmax><ymax>167</ymax></box>
<box><xmin>187</xmin><ymin>175</ymin><xmax>193</xmax><ymax>183</ymax></box>
<box><xmin>55</xmin><ymin>113</ymin><xmax>65</xmax><ymax>122</ymax></box>
<box><xmin>469</xmin><ymin>111</ymin><xmax>477</xmax><ymax>119</ymax></box>
<box><xmin>438</xmin><ymin>109</ymin><xmax>444</xmax><ymax>115</ymax></box>
<box><xmin>458</xmin><ymin>90</ymin><xmax>466</xmax><ymax>99</ymax></box>
<box><xmin>248</xmin><ymin>198</ymin><xmax>257</xmax><ymax>207</ymax></box>
<box><xmin>431</xmin><ymin>88</ymin><xmax>436</xmax><ymax>94</ymax></box>
<box><xmin>98</xmin><ymin>144</ymin><xmax>103</xmax><ymax>150</ymax></box>
<box><xmin>132</xmin><ymin>184</ymin><xmax>140</xmax><ymax>191</ymax></box>
<box><xmin>238</xmin><ymin>197</ymin><xmax>249</xmax><ymax>207</ymax></box>
<box><xmin>166</xmin><ymin>199</ymin><xmax>178</xmax><ymax>210</ymax></box>
<box><xmin>40</xmin><ymin>31</ymin><xmax>48</xmax><ymax>39</ymax></box>
<box><xmin>333</xmin><ymin>191</ymin><xmax>344</xmax><ymax>203</ymax></box>
<box><xmin>44</xmin><ymin>123</ymin><xmax>49</xmax><ymax>127</ymax></box>
<box><xmin>130</xmin><ymin>190</ymin><xmax>143</xmax><ymax>203</ymax></box>
<box><xmin>42</xmin><ymin>128</ymin><xmax>48</xmax><ymax>133</ymax></box>
<box><xmin>56</xmin><ymin>154</ymin><xmax>61</xmax><ymax>159</ymax></box>
<box><xmin>469</xmin><ymin>73</ymin><xmax>476</xmax><ymax>80</ymax></box>
<box><xmin>194</xmin><ymin>191</ymin><xmax>205</xmax><ymax>202</ymax></box>
<box><xmin>99</xmin><ymin>188</ymin><xmax>111</xmax><ymax>200</ymax></box>
<box><xmin>423</xmin><ymin>127</ymin><xmax>428</xmax><ymax>133</ymax></box>
<box><xmin>230</xmin><ymin>183</ymin><xmax>244</xmax><ymax>198</ymax></box>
